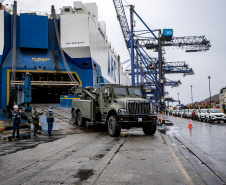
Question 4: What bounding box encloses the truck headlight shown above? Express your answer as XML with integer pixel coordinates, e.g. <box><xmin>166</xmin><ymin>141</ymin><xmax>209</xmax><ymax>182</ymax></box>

<box><xmin>118</xmin><ymin>109</ymin><xmax>128</xmax><ymax>115</ymax></box>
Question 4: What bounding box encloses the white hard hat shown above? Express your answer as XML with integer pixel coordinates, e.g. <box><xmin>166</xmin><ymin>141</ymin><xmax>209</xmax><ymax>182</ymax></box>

<box><xmin>13</xmin><ymin>105</ymin><xmax>19</xmax><ymax>109</ymax></box>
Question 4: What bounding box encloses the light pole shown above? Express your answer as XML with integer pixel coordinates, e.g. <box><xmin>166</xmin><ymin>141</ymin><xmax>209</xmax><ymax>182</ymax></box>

<box><xmin>178</xmin><ymin>93</ymin><xmax>180</xmax><ymax>105</ymax></box>
<box><xmin>191</xmin><ymin>85</ymin><xmax>193</xmax><ymax>105</ymax></box>
<box><xmin>208</xmin><ymin>76</ymin><xmax>211</xmax><ymax>107</ymax></box>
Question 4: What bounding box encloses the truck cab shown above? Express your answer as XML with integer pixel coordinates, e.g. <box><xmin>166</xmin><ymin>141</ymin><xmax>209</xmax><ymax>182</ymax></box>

<box><xmin>71</xmin><ymin>85</ymin><xmax>157</xmax><ymax>137</ymax></box>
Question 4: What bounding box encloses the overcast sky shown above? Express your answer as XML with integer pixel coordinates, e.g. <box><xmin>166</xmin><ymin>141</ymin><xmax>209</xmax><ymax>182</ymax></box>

<box><xmin>4</xmin><ymin>0</ymin><xmax>226</xmax><ymax>105</ymax></box>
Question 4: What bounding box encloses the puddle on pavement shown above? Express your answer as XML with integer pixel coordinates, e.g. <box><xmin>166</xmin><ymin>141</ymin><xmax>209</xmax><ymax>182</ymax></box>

<box><xmin>0</xmin><ymin>131</ymin><xmax>65</xmax><ymax>144</ymax></box>
<box><xmin>74</xmin><ymin>169</ymin><xmax>94</xmax><ymax>181</ymax></box>
<box><xmin>158</xmin><ymin>125</ymin><xmax>179</xmax><ymax>136</ymax></box>
<box><xmin>0</xmin><ymin>133</ymin><xmax>32</xmax><ymax>143</ymax></box>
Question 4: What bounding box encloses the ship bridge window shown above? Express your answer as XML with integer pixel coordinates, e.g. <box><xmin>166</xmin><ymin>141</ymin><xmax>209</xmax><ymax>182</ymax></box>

<box><xmin>94</xmin><ymin>63</ymin><xmax>97</xmax><ymax>68</ymax></box>
<box><xmin>83</xmin><ymin>62</ymin><xmax>89</xmax><ymax>67</ymax></box>
<box><xmin>64</xmin><ymin>8</ymin><xmax>70</xmax><ymax>12</ymax></box>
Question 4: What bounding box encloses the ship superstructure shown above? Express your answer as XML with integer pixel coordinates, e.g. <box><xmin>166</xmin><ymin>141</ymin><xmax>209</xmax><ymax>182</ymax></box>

<box><xmin>0</xmin><ymin>1</ymin><xmax>130</xmax><ymax>110</ymax></box>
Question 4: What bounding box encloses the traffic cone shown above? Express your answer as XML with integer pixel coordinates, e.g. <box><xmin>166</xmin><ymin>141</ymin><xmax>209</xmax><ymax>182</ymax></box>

<box><xmin>172</xmin><ymin>114</ymin><xmax>174</xmax><ymax>117</ymax></box>
<box><xmin>181</xmin><ymin>114</ymin><xmax>183</xmax><ymax>119</ymax></box>
<box><xmin>188</xmin><ymin>119</ymin><xmax>193</xmax><ymax>128</ymax></box>
<box><xmin>161</xmin><ymin>115</ymin><xmax>163</xmax><ymax>123</ymax></box>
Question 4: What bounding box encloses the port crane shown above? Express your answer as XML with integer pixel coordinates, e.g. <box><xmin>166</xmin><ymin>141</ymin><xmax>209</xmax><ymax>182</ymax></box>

<box><xmin>112</xmin><ymin>0</ymin><xmax>210</xmax><ymax>111</ymax></box>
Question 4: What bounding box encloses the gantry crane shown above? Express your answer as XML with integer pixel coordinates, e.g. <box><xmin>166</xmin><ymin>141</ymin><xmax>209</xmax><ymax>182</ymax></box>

<box><xmin>112</xmin><ymin>0</ymin><xmax>210</xmax><ymax>111</ymax></box>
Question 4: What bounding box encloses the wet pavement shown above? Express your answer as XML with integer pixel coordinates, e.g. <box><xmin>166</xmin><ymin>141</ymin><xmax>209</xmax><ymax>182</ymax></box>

<box><xmin>165</xmin><ymin>115</ymin><xmax>226</xmax><ymax>184</ymax></box>
<box><xmin>0</xmin><ymin>108</ymin><xmax>225</xmax><ymax>184</ymax></box>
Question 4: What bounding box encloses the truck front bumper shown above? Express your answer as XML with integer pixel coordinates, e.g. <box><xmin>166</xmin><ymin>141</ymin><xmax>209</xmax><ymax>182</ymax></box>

<box><xmin>118</xmin><ymin>115</ymin><xmax>157</xmax><ymax>124</ymax></box>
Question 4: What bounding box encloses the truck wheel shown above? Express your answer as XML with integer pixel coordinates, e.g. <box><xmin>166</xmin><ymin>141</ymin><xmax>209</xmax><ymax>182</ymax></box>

<box><xmin>72</xmin><ymin>110</ymin><xmax>77</xmax><ymax>125</ymax></box>
<box><xmin>143</xmin><ymin>122</ymin><xmax>156</xmax><ymax>135</ymax></box>
<box><xmin>77</xmin><ymin>111</ymin><xmax>86</xmax><ymax>127</ymax></box>
<box><xmin>108</xmin><ymin>115</ymin><xmax>121</xmax><ymax>137</ymax></box>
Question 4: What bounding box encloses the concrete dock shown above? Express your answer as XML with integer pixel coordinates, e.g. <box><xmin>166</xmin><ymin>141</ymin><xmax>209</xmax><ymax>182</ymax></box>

<box><xmin>0</xmin><ymin>106</ymin><xmax>225</xmax><ymax>185</ymax></box>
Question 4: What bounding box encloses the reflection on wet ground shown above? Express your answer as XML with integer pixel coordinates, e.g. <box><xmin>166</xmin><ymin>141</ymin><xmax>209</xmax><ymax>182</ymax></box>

<box><xmin>0</xmin><ymin>132</ymin><xmax>31</xmax><ymax>143</ymax></box>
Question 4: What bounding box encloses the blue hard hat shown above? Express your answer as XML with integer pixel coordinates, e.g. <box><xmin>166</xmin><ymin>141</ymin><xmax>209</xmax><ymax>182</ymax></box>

<box><xmin>49</xmin><ymin>106</ymin><xmax>53</xmax><ymax>109</ymax></box>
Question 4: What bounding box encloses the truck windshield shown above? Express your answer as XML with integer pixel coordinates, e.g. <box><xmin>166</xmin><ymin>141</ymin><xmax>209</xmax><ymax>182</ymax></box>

<box><xmin>128</xmin><ymin>87</ymin><xmax>141</xmax><ymax>96</ymax></box>
<box><xmin>113</xmin><ymin>87</ymin><xmax>128</xmax><ymax>96</ymax></box>
<box><xmin>210</xmin><ymin>109</ymin><xmax>222</xmax><ymax>113</ymax></box>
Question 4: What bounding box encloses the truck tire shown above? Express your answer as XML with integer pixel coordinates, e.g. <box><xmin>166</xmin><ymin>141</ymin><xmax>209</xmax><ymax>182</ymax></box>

<box><xmin>77</xmin><ymin>111</ymin><xmax>86</xmax><ymax>127</ymax></box>
<box><xmin>143</xmin><ymin>122</ymin><xmax>156</xmax><ymax>135</ymax></box>
<box><xmin>72</xmin><ymin>110</ymin><xmax>77</xmax><ymax>125</ymax></box>
<box><xmin>108</xmin><ymin>115</ymin><xmax>121</xmax><ymax>137</ymax></box>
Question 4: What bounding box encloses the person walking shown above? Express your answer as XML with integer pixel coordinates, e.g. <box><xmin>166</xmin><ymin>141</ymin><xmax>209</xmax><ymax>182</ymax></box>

<box><xmin>9</xmin><ymin>105</ymin><xmax>23</xmax><ymax>140</ymax></box>
<box><xmin>32</xmin><ymin>107</ymin><xmax>43</xmax><ymax>137</ymax></box>
<box><xmin>46</xmin><ymin>106</ymin><xmax>54</xmax><ymax>136</ymax></box>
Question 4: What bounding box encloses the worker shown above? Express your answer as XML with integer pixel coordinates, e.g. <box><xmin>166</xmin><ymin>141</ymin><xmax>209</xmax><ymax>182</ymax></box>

<box><xmin>9</xmin><ymin>105</ymin><xmax>24</xmax><ymax>140</ymax></box>
<box><xmin>32</xmin><ymin>107</ymin><xmax>43</xmax><ymax>137</ymax></box>
<box><xmin>46</xmin><ymin>106</ymin><xmax>54</xmax><ymax>136</ymax></box>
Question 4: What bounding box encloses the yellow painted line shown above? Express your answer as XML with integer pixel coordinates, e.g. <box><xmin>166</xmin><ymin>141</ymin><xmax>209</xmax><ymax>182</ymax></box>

<box><xmin>7</xmin><ymin>70</ymin><xmax>82</xmax><ymax>104</ymax></box>
<box><xmin>163</xmin><ymin>135</ymin><xmax>194</xmax><ymax>185</ymax></box>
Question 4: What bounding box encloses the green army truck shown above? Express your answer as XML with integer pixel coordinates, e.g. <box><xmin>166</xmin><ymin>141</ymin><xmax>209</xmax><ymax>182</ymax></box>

<box><xmin>71</xmin><ymin>84</ymin><xmax>157</xmax><ymax>137</ymax></box>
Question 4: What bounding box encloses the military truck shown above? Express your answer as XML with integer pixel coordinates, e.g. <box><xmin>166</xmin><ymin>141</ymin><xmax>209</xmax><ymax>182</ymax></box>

<box><xmin>71</xmin><ymin>84</ymin><xmax>157</xmax><ymax>137</ymax></box>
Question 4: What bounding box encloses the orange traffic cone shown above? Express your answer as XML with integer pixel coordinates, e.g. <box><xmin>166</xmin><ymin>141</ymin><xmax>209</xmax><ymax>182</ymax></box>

<box><xmin>188</xmin><ymin>119</ymin><xmax>193</xmax><ymax>128</ymax></box>
<box><xmin>181</xmin><ymin>114</ymin><xmax>183</xmax><ymax>119</ymax></box>
<box><xmin>172</xmin><ymin>114</ymin><xmax>174</xmax><ymax>117</ymax></box>
<box><xmin>161</xmin><ymin>115</ymin><xmax>163</xmax><ymax>123</ymax></box>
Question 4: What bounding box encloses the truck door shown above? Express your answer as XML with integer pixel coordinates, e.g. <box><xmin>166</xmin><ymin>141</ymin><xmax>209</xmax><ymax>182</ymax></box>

<box><xmin>103</xmin><ymin>88</ymin><xmax>110</xmax><ymax>110</ymax></box>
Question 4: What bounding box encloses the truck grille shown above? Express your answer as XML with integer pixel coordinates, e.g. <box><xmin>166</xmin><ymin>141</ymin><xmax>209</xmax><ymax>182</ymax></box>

<box><xmin>126</xmin><ymin>101</ymin><xmax>150</xmax><ymax>115</ymax></box>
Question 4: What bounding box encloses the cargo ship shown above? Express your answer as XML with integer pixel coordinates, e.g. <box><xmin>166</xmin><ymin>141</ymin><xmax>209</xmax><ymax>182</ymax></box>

<box><xmin>0</xmin><ymin>1</ymin><xmax>130</xmax><ymax>110</ymax></box>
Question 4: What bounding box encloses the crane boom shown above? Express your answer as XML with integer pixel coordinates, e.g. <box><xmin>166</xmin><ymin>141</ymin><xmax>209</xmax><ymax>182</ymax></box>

<box><xmin>136</xmin><ymin>36</ymin><xmax>210</xmax><ymax>51</ymax></box>
<box><xmin>112</xmin><ymin>0</ymin><xmax>130</xmax><ymax>48</ymax></box>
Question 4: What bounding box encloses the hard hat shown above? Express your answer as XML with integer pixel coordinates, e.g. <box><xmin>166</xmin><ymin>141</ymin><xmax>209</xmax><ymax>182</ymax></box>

<box><xmin>13</xmin><ymin>105</ymin><xmax>19</xmax><ymax>109</ymax></box>
<box><xmin>49</xmin><ymin>106</ymin><xmax>53</xmax><ymax>109</ymax></box>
